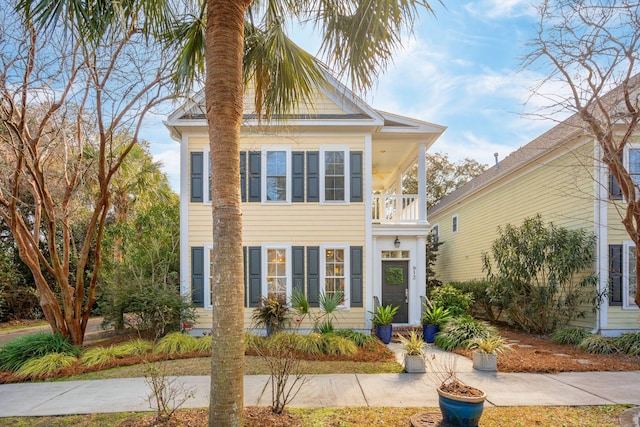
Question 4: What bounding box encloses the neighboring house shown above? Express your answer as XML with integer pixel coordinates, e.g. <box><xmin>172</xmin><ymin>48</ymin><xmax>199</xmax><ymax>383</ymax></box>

<box><xmin>165</xmin><ymin>73</ymin><xmax>445</xmax><ymax>334</ymax></box>
<box><xmin>428</xmin><ymin>83</ymin><xmax>640</xmax><ymax>336</ymax></box>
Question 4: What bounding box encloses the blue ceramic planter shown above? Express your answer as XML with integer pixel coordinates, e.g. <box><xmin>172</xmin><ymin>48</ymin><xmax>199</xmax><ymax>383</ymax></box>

<box><xmin>376</xmin><ymin>325</ymin><xmax>393</xmax><ymax>344</ymax></box>
<box><xmin>437</xmin><ymin>387</ymin><xmax>486</xmax><ymax>427</ymax></box>
<box><xmin>423</xmin><ymin>323</ymin><xmax>439</xmax><ymax>343</ymax></box>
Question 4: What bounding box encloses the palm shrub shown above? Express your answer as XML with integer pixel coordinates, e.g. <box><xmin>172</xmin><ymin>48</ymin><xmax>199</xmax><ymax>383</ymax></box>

<box><xmin>434</xmin><ymin>315</ymin><xmax>497</xmax><ymax>351</ymax></box>
<box><xmin>578</xmin><ymin>335</ymin><xmax>619</xmax><ymax>354</ymax></box>
<box><xmin>16</xmin><ymin>353</ymin><xmax>78</xmax><ymax>378</ymax></box>
<box><xmin>614</xmin><ymin>332</ymin><xmax>640</xmax><ymax>356</ymax></box>
<box><xmin>0</xmin><ymin>332</ymin><xmax>80</xmax><ymax>372</ymax></box>
<box><xmin>290</xmin><ymin>288</ymin><xmax>345</xmax><ymax>332</ymax></box>
<box><xmin>551</xmin><ymin>327</ymin><xmax>592</xmax><ymax>346</ymax></box>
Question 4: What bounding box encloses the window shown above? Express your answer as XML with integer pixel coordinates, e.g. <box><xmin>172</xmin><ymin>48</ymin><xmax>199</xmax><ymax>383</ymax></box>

<box><xmin>452</xmin><ymin>214</ymin><xmax>459</xmax><ymax>233</ymax></box>
<box><xmin>263</xmin><ymin>246</ymin><xmax>291</xmax><ymax>298</ymax></box>
<box><xmin>262</xmin><ymin>148</ymin><xmax>291</xmax><ymax>203</ymax></box>
<box><xmin>626</xmin><ymin>146</ymin><xmax>640</xmax><ymax>188</ymax></box>
<box><xmin>432</xmin><ymin>224</ymin><xmax>440</xmax><ymax>243</ymax></box>
<box><xmin>320</xmin><ymin>148</ymin><xmax>349</xmax><ymax>203</ymax></box>
<box><xmin>623</xmin><ymin>242</ymin><xmax>639</xmax><ymax>309</ymax></box>
<box><xmin>321</xmin><ymin>245</ymin><xmax>350</xmax><ymax>308</ymax></box>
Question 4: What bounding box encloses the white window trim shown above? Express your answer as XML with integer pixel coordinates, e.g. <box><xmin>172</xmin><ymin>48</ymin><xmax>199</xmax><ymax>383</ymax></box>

<box><xmin>261</xmin><ymin>147</ymin><xmax>292</xmax><ymax>204</ymax></box>
<box><xmin>261</xmin><ymin>244</ymin><xmax>292</xmax><ymax>299</ymax></box>
<box><xmin>452</xmin><ymin>214</ymin><xmax>459</xmax><ymax>234</ymax></box>
<box><xmin>320</xmin><ymin>147</ymin><xmax>350</xmax><ymax>204</ymax></box>
<box><xmin>203</xmin><ymin>146</ymin><xmax>211</xmax><ymax>204</ymax></box>
<box><xmin>320</xmin><ymin>244</ymin><xmax>350</xmax><ymax>309</ymax></box>
<box><xmin>204</xmin><ymin>243</ymin><xmax>213</xmax><ymax>310</ymax></box>
<box><xmin>622</xmin><ymin>241</ymin><xmax>639</xmax><ymax>309</ymax></box>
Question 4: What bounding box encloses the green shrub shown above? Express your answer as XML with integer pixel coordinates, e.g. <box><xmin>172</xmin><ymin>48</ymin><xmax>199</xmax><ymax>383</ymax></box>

<box><xmin>317</xmin><ymin>334</ymin><xmax>358</xmax><ymax>355</ymax></box>
<box><xmin>483</xmin><ymin>215</ymin><xmax>599</xmax><ymax>334</ymax></box>
<box><xmin>614</xmin><ymin>332</ymin><xmax>640</xmax><ymax>356</ymax></box>
<box><xmin>115</xmin><ymin>339</ymin><xmax>154</xmax><ymax>356</ymax></box>
<box><xmin>429</xmin><ymin>285</ymin><xmax>474</xmax><ymax>318</ymax></box>
<box><xmin>81</xmin><ymin>346</ymin><xmax>124</xmax><ymax>367</ymax></box>
<box><xmin>578</xmin><ymin>335</ymin><xmax>619</xmax><ymax>354</ymax></box>
<box><xmin>193</xmin><ymin>336</ymin><xmax>212</xmax><ymax>353</ymax></box>
<box><xmin>16</xmin><ymin>353</ymin><xmax>78</xmax><ymax>378</ymax></box>
<box><xmin>448</xmin><ymin>279</ymin><xmax>502</xmax><ymax>322</ymax></box>
<box><xmin>332</xmin><ymin>329</ymin><xmax>377</xmax><ymax>346</ymax></box>
<box><xmin>0</xmin><ymin>332</ymin><xmax>80</xmax><ymax>372</ymax></box>
<box><xmin>99</xmin><ymin>280</ymin><xmax>195</xmax><ymax>341</ymax></box>
<box><xmin>434</xmin><ymin>315</ymin><xmax>497</xmax><ymax>351</ymax></box>
<box><xmin>154</xmin><ymin>333</ymin><xmax>199</xmax><ymax>354</ymax></box>
<box><xmin>551</xmin><ymin>327</ymin><xmax>592</xmax><ymax>346</ymax></box>
<box><xmin>244</xmin><ymin>333</ymin><xmax>264</xmax><ymax>352</ymax></box>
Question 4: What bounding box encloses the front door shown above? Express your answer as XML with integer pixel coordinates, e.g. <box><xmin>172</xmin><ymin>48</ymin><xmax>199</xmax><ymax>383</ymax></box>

<box><xmin>382</xmin><ymin>260</ymin><xmax>409</xmax><ymax>323</ymax></box>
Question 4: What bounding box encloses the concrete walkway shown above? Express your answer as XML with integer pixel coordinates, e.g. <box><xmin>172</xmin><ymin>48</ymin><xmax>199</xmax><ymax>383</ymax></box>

<box><xmin>0</xmin><ymin>343</ymin><xmax>639</xmax><ymax>418</ymax></box>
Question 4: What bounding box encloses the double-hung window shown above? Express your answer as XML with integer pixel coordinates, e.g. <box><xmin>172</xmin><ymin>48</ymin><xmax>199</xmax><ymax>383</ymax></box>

<box><xmin>623</xmin><ymin>242</ymin><xmax>639</xmax><ymax>309</ymax></box>
<box><xmin>263</xmin><ymin>245</ymin><xmax>291</xmax><ymax>298</ymax></box>
<box><xmin>624</xmin><ymin>145</ymin><xmax>640</xmax><ymax>196</ymax></box>
<box><xmin>321</xmin><ymin>245</ymin><xmax>350</xmax><ymax>308</ymax></box>
<box><xmin>320</xmin><ymin>148</ymin><xmax>349</xmax><ymax>203</ymax></box>
<box><xmin>262</xmin><ymin>148</ymin><xmax>291</xmax><ymax>203</ymax></box>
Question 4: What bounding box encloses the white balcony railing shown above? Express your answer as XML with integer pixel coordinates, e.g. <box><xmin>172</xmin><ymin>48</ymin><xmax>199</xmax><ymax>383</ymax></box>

<box><xmin>372</xmin><ymin>194</ymin><xmax>425</xmax><ymax>223</ymax></box>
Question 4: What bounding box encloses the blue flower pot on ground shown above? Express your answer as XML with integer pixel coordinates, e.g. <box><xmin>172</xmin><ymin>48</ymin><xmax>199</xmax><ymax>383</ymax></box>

<box><xmin>423</xmin><ymin>323</ymin><xmax>439</xmax><ymax>343</ymax></box>
<box><xmin>437</xmin><ymin>387</ymin><xmax>486</xmax><ymax>427</ymax></box>
<box><xmin>376</xmin><ymin>324</ymin><xmax>393</xmax><ymax>344</ymax></box>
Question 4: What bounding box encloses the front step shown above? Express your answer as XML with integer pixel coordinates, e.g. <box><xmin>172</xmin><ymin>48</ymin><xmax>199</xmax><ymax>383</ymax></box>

<box><xmin>390</xmin><ymin>325</ymin><xmax>423</xmax><ymax>343</ymax></box>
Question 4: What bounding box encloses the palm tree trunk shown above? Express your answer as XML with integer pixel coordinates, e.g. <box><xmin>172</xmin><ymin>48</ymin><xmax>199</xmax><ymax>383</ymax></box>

<box><xmin>205</xmin><ymin>1</ymin><xmax>251</xmax><ymax>425</ymax></box>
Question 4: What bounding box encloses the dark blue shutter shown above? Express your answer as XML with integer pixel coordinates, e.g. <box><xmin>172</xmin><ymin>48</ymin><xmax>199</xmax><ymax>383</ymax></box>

<box><xmin>190</xmin><ymin>152</ymin><xmax>204</xmax><ymax>203</ymax></box>
<box><xmin>248</xmin><ymin>246</ymin><xmax>262</xmax><ymax>307</ymax></box>
<box><xmin>350</xmin><ymin>151</ymin><xmax>363</xmax><ymax>202</ymax></box>
<box><xmin>191</xmin><ymin>246</ymin><xmax>204</xmax><ymax>307</ymax></box>
<box><xmin>243</xmin><ymin>246</ymin><xmax>248</xmax><ymax>307</ymax></box>
<box><xmin>248</xmin><ymin>151</ymin><xmax>261</xmax><ymax>202</ymax></box>
<box><xmin>292</xmin><ymin>152</ymin><xmax>305</xmax><ymax>202</ymax></box>
<box><xmin>307</xmin><ymin>246</ymin><xmax>320</xmax><ymax>306</ymax></box>
<box><xmin>350</xmin><ymin>246</ymin><xmax>363</xmax><ymax>307</ymax></box>
<box><xmin>292</xmin><ymin>246</ymin><xmax>305</xmax><ymax>295</ymax></box>
<box><xmin>240</xmin><ymin>151</ymin><xmax>247</xmax><ymax>202</ymax></box>
<box><xmin>609</xmin><ymin>244</ymin><xmax>623</xmax><ymax>306</ymax></box>
<box><xmin>307</xmin><ymin>152</ymin><xmax>319</xmax><ymax>202</ymax></box>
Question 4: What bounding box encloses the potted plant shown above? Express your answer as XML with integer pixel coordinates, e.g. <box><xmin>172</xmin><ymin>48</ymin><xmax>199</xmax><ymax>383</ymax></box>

<box><xmin>421</xmin><ymin>303</ymin><xmax>451</xmax><ymax>343</ymax></box>
<box><xmin>397</xmin><ymin>330</ymin><xmax>427</xmax><ymax>373</ymax></box>
<box><xmin>369</xmin><ymin>304</ymin><xmax>398</xmax><ymax>344</ymax></box>
<box><xmin>421</xmin><ymin>354</ymin><xmax>486</xmax><ymax>427</ymax></box>
<box><xmin>467</xmin><ymin>335</ymin><xmax>511</xmax><ymax>371</ymax></box>
<box><xmin>251</xmin><ymin>293</ymin><xmax>290</xmax><ymax>336</ymax></box>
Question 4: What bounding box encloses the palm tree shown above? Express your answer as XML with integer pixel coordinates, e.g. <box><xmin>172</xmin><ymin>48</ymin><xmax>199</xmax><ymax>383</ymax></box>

<box><xmin>18</xmin><ymin>0</ymin><xmax>440</xmax><ymax>424</ymax></box>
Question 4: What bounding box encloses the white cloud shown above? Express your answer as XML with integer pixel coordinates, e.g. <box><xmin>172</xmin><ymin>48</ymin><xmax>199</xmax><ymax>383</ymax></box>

<box><xmin>153</xmin><ymin>149</ymin><xmax>181</xmax><ymax>193</ymax></box>
<box><xmin>465</xmin><ymin>0</ymin><xmax>537</xmax><ymax>20</ymax></box>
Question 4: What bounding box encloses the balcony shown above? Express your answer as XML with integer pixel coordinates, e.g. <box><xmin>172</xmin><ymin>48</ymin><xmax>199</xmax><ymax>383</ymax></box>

<box><xmin>372</xmin><ymin>194</ymin><xmax>425</xmax><ymax>223</ymax></box>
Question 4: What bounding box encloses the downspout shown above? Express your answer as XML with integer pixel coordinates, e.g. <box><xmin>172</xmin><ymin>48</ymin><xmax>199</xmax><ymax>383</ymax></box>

<box><xmin>594</xmin><ymin>142</ymin><xmax>608</xmax><ymax>334</ymax></box>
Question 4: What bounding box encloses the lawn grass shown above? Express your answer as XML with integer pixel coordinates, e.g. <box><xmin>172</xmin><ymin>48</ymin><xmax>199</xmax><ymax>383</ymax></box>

<box><xmin>58</xmin><ymin>356</ymin><xmax>403</xmax><ymax>381</ymax></box>
<box><xmin>0</xmin><ymin>405</ymin><xmax>630</xmax><ymax>426</ymax></box>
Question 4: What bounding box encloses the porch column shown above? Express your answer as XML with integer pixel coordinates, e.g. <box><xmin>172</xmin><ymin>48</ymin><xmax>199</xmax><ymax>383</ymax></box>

<box><xmin>418</xmin><ymin>143</ymin><xmax>427</xmax><ymax>223</ymax></box>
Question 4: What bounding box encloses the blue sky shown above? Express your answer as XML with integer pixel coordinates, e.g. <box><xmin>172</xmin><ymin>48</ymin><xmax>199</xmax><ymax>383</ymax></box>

<box><xmin>147</xmin><ymin>0</ymin><xmax>558</xmax><ymax>192</ymax></box>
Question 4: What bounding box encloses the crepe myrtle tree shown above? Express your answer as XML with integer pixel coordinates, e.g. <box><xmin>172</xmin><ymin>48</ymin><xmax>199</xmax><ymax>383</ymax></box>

<box><xmin>0</xmin><ymin>0</ymin><xmax>177</xmax><ymax>345</ymax></box>
<box><xmin>523</xmin><ymin>0</ymin><xmax>640</xmax><ymax>307</ymax></box>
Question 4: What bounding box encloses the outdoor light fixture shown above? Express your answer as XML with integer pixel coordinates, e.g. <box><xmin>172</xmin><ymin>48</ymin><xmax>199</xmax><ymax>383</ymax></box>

<box><xmin>394</xmin><ymin>236</ymin><xmax>401</xmax><ymax>248</ymax></box>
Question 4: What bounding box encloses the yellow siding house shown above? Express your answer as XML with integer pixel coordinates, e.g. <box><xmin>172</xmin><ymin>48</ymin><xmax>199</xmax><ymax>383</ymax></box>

<box><xmin>429</xmin><ymin>90</ymin><xmax>640</xmax><ymax>336</ymax></box>
<box><xmin>165</xmin><ymin>73</ymin><xmax>445</xmax><ymax>334</ymax></box>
